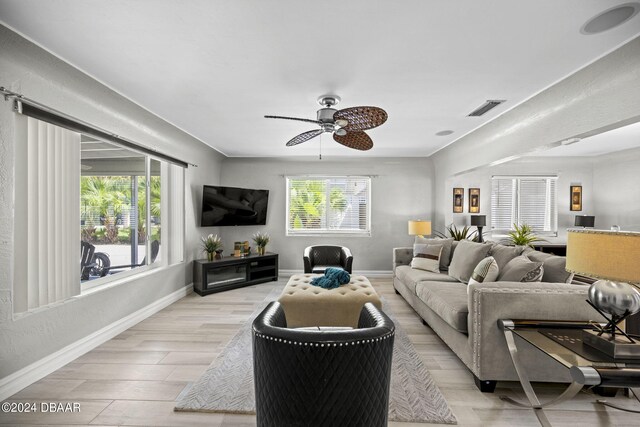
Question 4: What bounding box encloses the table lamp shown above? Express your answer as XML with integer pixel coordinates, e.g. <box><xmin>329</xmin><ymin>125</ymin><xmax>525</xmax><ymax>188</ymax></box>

<box><xmin>574</xmin><ymin>215</ymin><xmax>595</xmax><ymax>228</ymax></box>
<box><xmin>470</xmin><ymin>215</ymin><xmax>486</xmax><ymax>242</ymax></box>
<box><xmin>566</xmin><ymin>229</ymin><xmax>640</xmax><ymax>358</ymax></box>
<box><xmin>408</xmin><ymin>220</ymin><xmax>431</xmax><ymax>238</ymax></box>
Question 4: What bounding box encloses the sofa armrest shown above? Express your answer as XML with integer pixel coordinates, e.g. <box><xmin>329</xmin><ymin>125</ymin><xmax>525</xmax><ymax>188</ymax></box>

<box><xmin>392</xmin><ymin>247</ymin><xmax>413</xmax><ymax>276</ymax></box>
<box><xmin>467</xmin><ymin>281</ymin><xmax>603</xmax><ymax>380</ymax></box>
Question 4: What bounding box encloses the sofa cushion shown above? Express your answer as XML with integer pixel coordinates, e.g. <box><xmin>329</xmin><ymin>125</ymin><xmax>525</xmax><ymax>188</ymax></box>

<box><xmin>415</xmin><ymin>237</ymin><xmax>454</xmax><ymax>270</ymax></box>
<box><xmin>468</xmin><ymin>256</ymin><xmax>499</xmax><ymax>292</ymax></box>
<box><xmin>448</xmin><ymin>240</ymin><xmax>492</xmax><ymax>284</ymax></box>
<box><xmin>498</xmin><ymin>256</ymin><xmax>544</xmax><ymax>282</ymax></box>
<box><xmin>411</xmin><ymin>244</ymin><xmax>443</xmax><ymax>273</ymax></box>
<box><xmin>395</xmin><ymin>265</ymin><xmax>458</xmax><ymax>294</ymax></box>
<box><xmin>525</xmin><ymin>252</ymin><xmax>573</xmax><ymax>283</ymax></box>
<box><xmin>488</xmin><ymin>243</ymin><xmax>525</xmax><ymax>270</ymax></box>
<box><xmin>415</xmin><ymin>281</ymin><xmax>469</xmax><ymax>333</ymax></box>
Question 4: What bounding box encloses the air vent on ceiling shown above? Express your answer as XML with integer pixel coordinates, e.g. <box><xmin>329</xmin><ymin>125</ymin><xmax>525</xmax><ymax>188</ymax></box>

<box><xmin>467</xmin><ymin>100</ymin><xmax>506</xmax><ymax>117</ymax></box>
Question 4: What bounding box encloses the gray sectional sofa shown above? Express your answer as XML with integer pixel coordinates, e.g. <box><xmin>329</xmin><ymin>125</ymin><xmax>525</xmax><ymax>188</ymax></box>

<box><xmin>393</xmin><ymin>239</ymin><xmax>601</xmax><ymax>392</ymax></box>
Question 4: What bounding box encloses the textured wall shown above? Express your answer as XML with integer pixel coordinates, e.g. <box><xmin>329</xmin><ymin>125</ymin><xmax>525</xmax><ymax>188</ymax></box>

<box><xmin>430</xmin><ymin>37</ymin><xmax>640</xmax><ymax>231</ymax></box>
<box><xmin>218</xmin><ymin>157</ymin><xmax>433</xmax><ymax>272</ymax></box>
<box><xmin>0</xmin><ymin>24</ymin><xmax>224</xmax><ymax>378</ymax></box>
<box><xmin>592</xmin><ymin>147</ymin><xmax>640</xmax><ymax>231</ymax></box>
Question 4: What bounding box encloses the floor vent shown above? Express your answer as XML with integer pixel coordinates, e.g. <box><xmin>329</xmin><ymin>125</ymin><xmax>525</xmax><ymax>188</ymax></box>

<box><xmin>467</xmin><ymin>100</ymin><xmax>506</xmax><ymax>117</ymax></box>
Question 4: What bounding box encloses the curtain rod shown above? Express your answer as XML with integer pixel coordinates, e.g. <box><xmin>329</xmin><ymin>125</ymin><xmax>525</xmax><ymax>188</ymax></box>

<box><xmin>279</xmin><ymin>174</ymin><xmax>379</xmax><ymax>178</ymax></box>
<box><xmin>1</xmin><ymin>87</ymin><xmax>195</xmax><ymax>168</ymax></box>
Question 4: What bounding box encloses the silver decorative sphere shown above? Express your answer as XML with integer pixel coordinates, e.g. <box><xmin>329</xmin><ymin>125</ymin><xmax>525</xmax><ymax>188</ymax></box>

<box><xmin>588</xmin><ymin>280</ymin><xmax>640</xmax><ymax>317</ymax></box>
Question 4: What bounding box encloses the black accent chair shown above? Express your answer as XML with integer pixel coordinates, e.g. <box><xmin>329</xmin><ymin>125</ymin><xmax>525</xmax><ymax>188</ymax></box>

<box><xmin>303</xmin><ymin>245</ymin><xmax>353</xmax><ymax>274</ymax></box>
<box><xmin>252</xmin><ymin>301</ymin><xmax>395</xmax><ymax>427</ymax></box>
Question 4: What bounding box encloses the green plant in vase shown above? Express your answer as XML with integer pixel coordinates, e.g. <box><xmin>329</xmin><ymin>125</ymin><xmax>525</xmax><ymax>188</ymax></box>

<box><xmin>503</xmin><ymin>223</ymin><xmax>544</xmax><ymax>248</ymax></box>
<box><xmin>201</xmin><ymin>234</ymin><xmax>223</xmax><ymax>261</ymax></box>
<box><xmin>253</xmin><ymin>231</ymin><xmax>270</xmax><ymax>255</ymax></box>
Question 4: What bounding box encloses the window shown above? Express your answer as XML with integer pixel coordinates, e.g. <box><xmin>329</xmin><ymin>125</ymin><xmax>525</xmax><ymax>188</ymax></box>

<box><xmin>80</xmin><ymin>141</ymin><xmax>163</xmax><ymax>284</ymax></box>
<box><xmin>286</xmin><ymin>176</ymin><xmax>371</xmax><ymax>236</ymax></box>
<box><xmin>14</xmin><ymin>114</ymin><xmax>185</xmax><ymax>313</ymax></box>
<box><xmin>491</xmin><ymin>176</ymin><xmax>558</xmax><ymax>235</ymax></box>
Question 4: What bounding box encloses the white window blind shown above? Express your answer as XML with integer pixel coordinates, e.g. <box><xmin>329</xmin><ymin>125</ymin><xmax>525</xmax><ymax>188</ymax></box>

<box><xmin>14</xmin><ymin>118</ymin><xmax>81</xmax><ymax>312</ymax></box>
<box><xmin>286</xmin><ymin>176</ymin><xmax>371</xmax><ymax>236</ymax></box>
<box><xmin>491</xmin><ymin>176</ymin><xmax>557</xmax><ymax>234</ymax></box>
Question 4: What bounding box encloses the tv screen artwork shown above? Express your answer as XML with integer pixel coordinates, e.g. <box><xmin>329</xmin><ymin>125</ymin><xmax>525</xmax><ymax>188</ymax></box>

<box><xmin>201</xmin><ymin>185</ymin><xmax>269</xmax><ymax>226</ymax></box>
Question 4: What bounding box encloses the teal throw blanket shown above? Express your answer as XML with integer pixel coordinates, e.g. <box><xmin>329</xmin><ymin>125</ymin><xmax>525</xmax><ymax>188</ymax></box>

<box><xmin>310</xmin><ymin>267</ymin><xmax>351</xmax><ymax>289</ymax></box>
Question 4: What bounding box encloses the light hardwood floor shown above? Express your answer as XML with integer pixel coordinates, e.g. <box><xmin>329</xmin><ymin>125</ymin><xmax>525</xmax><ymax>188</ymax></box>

<box><xmin>1</xmin><ymin>277</ymin><xmax>638</xmax><ymax>426</ymax></box>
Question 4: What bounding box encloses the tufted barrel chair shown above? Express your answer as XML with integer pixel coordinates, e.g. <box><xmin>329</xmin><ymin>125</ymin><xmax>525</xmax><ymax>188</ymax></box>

<box><xmin>252</xmin><ymin>301</ymin><xmax>395</xmax><ymax>427</ymax></box>
<box><xmin>303</xmin><ymin>245</ymin><xmax>353</xmax><ymax>274</ymax></box>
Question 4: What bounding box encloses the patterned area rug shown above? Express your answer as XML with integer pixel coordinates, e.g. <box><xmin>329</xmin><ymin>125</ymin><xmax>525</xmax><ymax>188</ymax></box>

<box><xmin>175</xmin><ymin>288</ymin><xmax>457</xmax><ymax>424</ymax></box>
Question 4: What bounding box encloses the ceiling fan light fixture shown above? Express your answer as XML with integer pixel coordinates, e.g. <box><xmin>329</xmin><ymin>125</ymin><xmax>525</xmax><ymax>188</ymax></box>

<box><xmin>335</xmin><ymin>119</ymin><xmax>348</xmax><ymax>127</ymax></box>
<box><xmin>335</xmin><ymin>128</ymin><xmax>347</xmax><ymax>136</ymax></box>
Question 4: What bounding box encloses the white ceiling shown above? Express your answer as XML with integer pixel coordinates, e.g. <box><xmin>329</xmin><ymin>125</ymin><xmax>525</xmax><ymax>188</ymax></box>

<box><xmin>1</xmin><ymin>0</ymin><xmax>640</xmax><ymax>158</ymax></box>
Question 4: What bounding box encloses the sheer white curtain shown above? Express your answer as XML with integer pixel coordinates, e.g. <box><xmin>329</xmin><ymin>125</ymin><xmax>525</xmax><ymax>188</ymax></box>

<box><xmin>15</xmin><ymin>117</ymin><xmax>81</xmax><ymax>312</ymax></box>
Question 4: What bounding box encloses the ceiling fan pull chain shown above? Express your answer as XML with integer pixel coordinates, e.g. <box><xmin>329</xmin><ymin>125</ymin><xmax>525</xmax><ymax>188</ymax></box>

<box><xmin>319</xmin><ymin>133</ymin><xmax>322</xmax><ymax>160</ymax></box>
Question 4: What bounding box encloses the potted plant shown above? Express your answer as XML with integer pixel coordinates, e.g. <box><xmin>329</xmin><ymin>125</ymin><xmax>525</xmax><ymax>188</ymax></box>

<box><xmin>434</xmin><ymin>223</ymin><xmax>477</xmax><ymax>241</ymax></box>
<box><xmin>201</xmin><ymin>234</ymin><xmax>223</xmax><ymax>261</ymax></box>
<box><xmin>502</xmin><ymin>223</ymin><xmax>544</xmax><ymax>248</ymax></box>
<box><xmin>252</xmin><ymin>231</ymin><xmax>270</xmax><ymax>256</ymax></box>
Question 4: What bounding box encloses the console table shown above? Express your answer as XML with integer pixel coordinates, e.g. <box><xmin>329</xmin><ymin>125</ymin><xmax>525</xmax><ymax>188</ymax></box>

<box><xmin>193</xmin><ymin>253</ymin><xmax>278</xmax><ymax>296</ymax></box>
<box><xmin>499</xmin><ymin>319</ymin><xmax>640</xmax><ymax>427</ymax></box>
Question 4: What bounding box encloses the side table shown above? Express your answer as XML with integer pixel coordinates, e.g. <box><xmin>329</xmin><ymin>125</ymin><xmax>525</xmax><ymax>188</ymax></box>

<box><xmin>498</xmin><ymin>319</ymin><xmax>640</xmax><ymax>427</ymax></box>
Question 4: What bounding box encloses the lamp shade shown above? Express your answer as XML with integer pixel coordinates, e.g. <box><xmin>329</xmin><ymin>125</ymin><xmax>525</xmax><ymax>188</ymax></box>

<box><xmin>574</xmin><ymin>215</ymin><xmax>595</xmax><ymax>227</ymax></box>
<box><xmin>566</xmin><ymin>230</ymin><xmax>640</xmax><ymax>284</ymax></box>
<box><xmin>470</xmin><ymin>215</ymin><xmax>486</xmax><ymax>227</ymax></box>
<box><xmin>408</xmin><ymin>220</ymin><xmax>431</xmax><ymax>237</ymax></box>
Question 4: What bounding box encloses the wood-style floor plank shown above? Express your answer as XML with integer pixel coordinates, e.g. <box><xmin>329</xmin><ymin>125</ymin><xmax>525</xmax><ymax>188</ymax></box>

<box><xmin>1</xmin><ymin>277</ymin><xmax>636</xmax><ymax>426</ymax></box>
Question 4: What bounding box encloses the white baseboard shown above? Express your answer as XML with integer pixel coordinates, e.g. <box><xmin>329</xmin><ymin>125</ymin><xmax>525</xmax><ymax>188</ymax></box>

<box><xmin>0</xmin><ymin>284</ymin><xmax>193</xmax><ymax>401</ymax></box>
<box><xmin>279</xmin><ymin>269</ymin><xmax>392</xmax><ymax>278</ymax></box>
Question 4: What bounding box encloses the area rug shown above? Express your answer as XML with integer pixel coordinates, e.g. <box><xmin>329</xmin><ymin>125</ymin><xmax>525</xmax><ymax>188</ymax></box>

<box><xmin>175</xmin><ymin>288</ymin><xmax>457</xmax><ymax>424</ymax></box>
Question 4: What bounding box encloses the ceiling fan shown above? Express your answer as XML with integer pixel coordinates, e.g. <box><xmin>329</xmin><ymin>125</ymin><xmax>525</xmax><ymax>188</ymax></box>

<box><xmin>265</xmin><ymin>95</ymin><xmax>387</xmax><ymax>151</ymax></box>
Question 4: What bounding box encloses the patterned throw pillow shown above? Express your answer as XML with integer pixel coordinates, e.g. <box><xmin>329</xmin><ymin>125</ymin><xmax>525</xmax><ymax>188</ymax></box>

<box><xmin>411</xmin><ymin>244</ymin><xmax>443</xmax><ymax>273</ymax></box>
<box><xmin>498</xmin><ymin>256</ymin><xmax>544</xmax><ymax>282</ymax></box>
<box><xmin>468</xmin><ymin>256</ymin><xmax>499</xmax><ymax>292</ymax></box>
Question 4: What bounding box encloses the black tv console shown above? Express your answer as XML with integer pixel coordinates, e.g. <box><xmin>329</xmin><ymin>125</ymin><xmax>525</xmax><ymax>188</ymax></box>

<box><xmin>193</xmin><ymin>253</ymin><xmax>278</xmax><ymax>296</ymax></box>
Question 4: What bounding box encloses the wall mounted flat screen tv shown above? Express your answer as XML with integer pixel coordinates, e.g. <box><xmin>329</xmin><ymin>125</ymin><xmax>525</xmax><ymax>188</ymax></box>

<box><xmin>201</xmin><ymin>185</ymin><xmax>269</xmax><ymax>226</ymax></box>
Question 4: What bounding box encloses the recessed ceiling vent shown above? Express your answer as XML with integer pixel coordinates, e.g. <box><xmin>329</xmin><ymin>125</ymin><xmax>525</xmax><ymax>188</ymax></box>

<box><xmin>467</xmin><ymin>100</ymin><xmax>506</xmax><ymax>117</ymax></box>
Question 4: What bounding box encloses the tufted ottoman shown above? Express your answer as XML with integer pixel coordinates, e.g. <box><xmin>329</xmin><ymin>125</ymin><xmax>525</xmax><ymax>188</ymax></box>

<box><xmin>277</xmin><ymin>274</ymin><xmax>382</xmax><ymax>328</ymax></box>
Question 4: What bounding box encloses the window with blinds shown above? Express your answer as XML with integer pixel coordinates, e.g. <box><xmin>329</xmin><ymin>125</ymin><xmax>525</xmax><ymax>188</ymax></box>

<box><xmin>286</xmin><ymin>176</ymin><xmax>371</xmax><ymax>236</ymax></box>
<box><xmin>491</xmin><ymin>176</ymin><xmax>558</xmax><ymax>235</ymax></box>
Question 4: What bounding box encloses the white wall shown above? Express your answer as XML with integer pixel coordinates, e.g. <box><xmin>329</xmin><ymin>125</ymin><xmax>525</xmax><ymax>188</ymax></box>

<box><xmin>217</xmin><ymin>157</ymin><xmax>433</xmax><ymax>272</ymax></box>
<box><xmin>446</xmin><ymin>157</ymin><xmax>594</xmax><ymax>242</ymax></box>
<box><xmin>593</xmin><ymin>147</ymin><xmax>640</xmax><ymax>231</ymax></box>
<box><xmin>0</xmin><ymin>25</ymin><xmax>224</xmax><ymax>378</ymax></box>
<box><xmin>430</xmin><ymin>37</ymin><xmax>640</xmax><ymax>231</ymax></box>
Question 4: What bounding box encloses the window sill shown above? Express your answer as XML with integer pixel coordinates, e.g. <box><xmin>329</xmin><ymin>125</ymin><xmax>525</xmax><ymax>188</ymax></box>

<box><xmin>286</xmin><ymin>231</ymin><xmax>371</xmax><ymax>237</ymax></box>
<box><xmin>80</xmin><ymin>262</ymin><xmax>166</xmax><ymax>295</ymax></box>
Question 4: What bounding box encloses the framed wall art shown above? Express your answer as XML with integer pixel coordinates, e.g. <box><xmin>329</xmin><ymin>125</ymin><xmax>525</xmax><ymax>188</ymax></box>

<box><xmin>469</xmin><ymin>188</ymin><xmax>480</xmax><ymax>213</ymax></box>
<box><xmin>570</xmin><ymin>185</ymin><xmax>582</xmax><ymax>211</ymax></box>
<box><xmin>453</xmin><ymin>188</ymin><xmax>464</xmax><ymax>213</ymax></box>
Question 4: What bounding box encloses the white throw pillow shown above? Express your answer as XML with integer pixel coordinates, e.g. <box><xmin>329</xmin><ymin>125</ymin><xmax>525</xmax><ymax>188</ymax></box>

<box><xmin>467</xmin><ymin>256</ymin><xmax>499</xmax><ymax>293</ymax></box>
<box><xmin>411</xmin><ymin>244</ymin><xmax>443</xmax><ymax>273</ymax></box>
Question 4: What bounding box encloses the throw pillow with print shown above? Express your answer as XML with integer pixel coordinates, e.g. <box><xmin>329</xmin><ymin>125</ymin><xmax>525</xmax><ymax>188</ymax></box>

<box><xmin>411</xmin><ymin>244</ymin><xmax>443</xmax><ymax>273</ymax></box>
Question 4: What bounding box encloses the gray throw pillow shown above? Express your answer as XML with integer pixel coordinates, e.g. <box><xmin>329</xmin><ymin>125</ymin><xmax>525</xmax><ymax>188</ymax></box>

<box><xmin>488</xmin><ymin>243</ymin><xmax>525</xmax><ymax>271</ymax></box>
<box><xmin>415</xmin><ymin>237</ymin><xmax>454</xmax><ymax>270</ymax></box>
<box><xmin>525</xmin><ymin>253</ymin><xmax>573</xmax><ymax>283</ymax></box>
<box><xmin>448</xmin><ymin>240</ymin><xmax>492</xmax><ymax>284</ymax></box>
<box><xmin>499</xmin><ymin>256</ymin><xmax>544</xmax><ymax>282</ymax></box>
